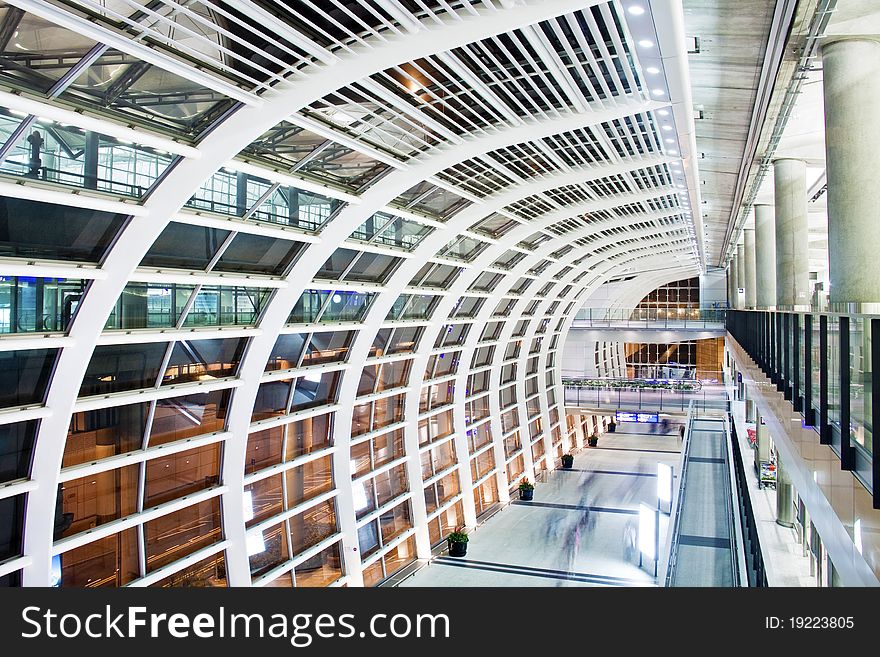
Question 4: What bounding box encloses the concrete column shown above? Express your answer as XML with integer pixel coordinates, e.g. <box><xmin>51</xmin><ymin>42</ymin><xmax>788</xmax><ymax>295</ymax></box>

<box><xmin>736</xmin><ymin>244</ymin><xmax>745</xmax><ymax>309</ymax></box>
<box><xmin>727</xmin><ymin>263</ymin><xmax>736</xmax><ymax>309</ymax></box>
<box><xmin>743</xmin><ymin>228</ymin><xmax>757</xmax><ymax>308</ymax></box>
<box><xmin>822</xmin><ymin>38</ymin><xmax>880</xmax><ymax>307</ymax></box>
<box><xmin>776</xmin><ymin>455</ymin><xmax>795</xmax><ymax>528</ymax></box>
<box><xmin>754</xmin><ymin>204</ymin><xmax>777</xmax><ymax>308</ymax></box>
<box><xmin>773</xmin><ymin>158</ymin><xmax>810</xmax><ymax>308</ymax></box>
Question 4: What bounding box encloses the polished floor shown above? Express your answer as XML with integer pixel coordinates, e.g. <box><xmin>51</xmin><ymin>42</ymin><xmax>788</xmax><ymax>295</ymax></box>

<box><xmin>399</xmin><ymin>425</ymin><xmax>682</xmax><ymax>587</ymax></box>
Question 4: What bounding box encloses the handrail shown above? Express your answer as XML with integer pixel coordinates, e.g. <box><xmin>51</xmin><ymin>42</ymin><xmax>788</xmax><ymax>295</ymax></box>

<box><xmin>722</xmin><ymin>411</ymin><xmax>749</xmax><ymax>587</ymax></box>
<box><xmin>661</xmin><ymin>399</ymin><xmax>696</xmax><ymax>586</ymax></box>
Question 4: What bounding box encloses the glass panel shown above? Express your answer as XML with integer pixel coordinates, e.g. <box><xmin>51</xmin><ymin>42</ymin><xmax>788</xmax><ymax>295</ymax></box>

<box><xmin>267</xmin><ymin>333</ymin><xmax>307</xmax><ymax>371</ymax></box>
<box><xmin>850</xmin><ymin>317</ymin><xmax>872</xmax><ymax>453</ymax></box>
<box><xmin>0</xmin><ymin>276</ymin><xmax>87</xmax><ymax>333</ymax></box>
<box><xmin>65</xmin><ymin>403</ymin><xmax>149</xmax><ymax>467</ymax></box>
<box><xmin>289</xmin><ymin>499</ymin><xmax>338</xmax><ymax>555</ymax></box>
<box><xmin>144</xmin><ymin>498</ymin><xmax>223</xmax><ymax>573</ymax></box>
<box><xmin>302</xmin><ymin>331</ymin><xmax>353</xmax><ymax>366</ymax></box>
<box><xmin>246</xmin><ymin>426</ymin><xmax>283</xmax><ymax>475</ymax></box>
<box><xmin>58</xmin><ymin>529</ymin><xmax>139</xmax><ymax>588</ymax></box>
<box><xmin>0</xmin><ymin>494</ymin><xmax>25</xmax><ymax>561</ymax></box>
<box><xmin>213</xmin><ymin>234</ymin><xmax>303</xmax><ymax>276</ymax></box>
<box><xmin>148</xmin><ymin>390</ymin><xmax>230</xmax><ymax>446</ymax></box>
<box><xmin>143</xmin><ymin>443</ymin><xmax>221</xmax><ymax>507</ymax></box>
<box><xmin>828</xmin><ymin>315</ymin><xmax>841</xmax><ymax>439</ymax></box>
<box><xmin>0</xmin><ymin>198</ymin><xmax>123</xmax><ymax>262</ymax></box>
<box><xmin>294</xmin><ymin>540</ymin><xmax>343</xmax><ymax>587</ymax></box>
<box><xmin>249</xmin><ymin>522</ymin><xmax>289</xmax><ymax>579</ymax></box>
<box><xmin>245</xmin><ymin>474</ymin><xmax>284</xmax><ymax>527</ymax></box>
<box><xmin>320</xmin><ymin>291</ymin><xmax>375</xmax><ymax>323</ymax></box>
<box><xmin>344</xmin><ymin>252</ymin><xmax>400</xmax><ymax>283</ymax></box>
<box><xmin>381</xmin><ymin>536</ymin><xmax>416</xmax><ymax>581</ymax></box>
<box><xmin>59</xmin><ymin>465</ymin><xmax>140</xmax><ymax>538</ymax></box>
<box><xmin>105</xmin><ymin>283</ymin><xmax>193</xmax><ymax>330</ymax></box>
<box><xmin>317</xmin><ymin>248</ymin><xmax>359</xmax><ymax>280</ymax></box>
<box><xmin>379</xmin><ymin>500</ymin><xmax>412</xmax><ymax>542</ymax></box>
<box><xmin>181</xmin><ymin>286</ymin><xmax>270</xmax><ymax>327</ymax></box>
<box><xmin>286</xmin><ymin>414</ymin><xmax>334</xmax><ymax>461</ymax></box>
<box><xmin>161</xmin><ymin>337</ymin><xmax>246</xmax><ymax>385</ymax></box>
<box><xmin>285</xmin><ymin>455</ymin><xmax>334</xmax><ymax>507</ymax></box>
<box><xmin>0</xmin><ymin>420</ymin><xmax>36</xmax><ymax>484</ymax></box>
<box><xmin>289</xmin><ymin>371</ymin><xmax>340</xmax><ymax>412</ymax></box>
<box><xmin>0</xmin><ymin>348</ymin><xmax>57</xmax><ymax>407</ymax></box>
<box><xmin>373</xmin><ymin>464</ymin><xmax>408</xmax><ymax>507</ymax></box>
<box><xmin>288</xmin><ymin>290</ymin><xmax>329</xmax><ymax>324</ymax></box>
<box><xmin>141</xmin><ymin>224</ymin><xmax>229</xmax><ymax>270</ymax></box>
<box><xmin>149</xmin><ymin>552</ymin><xmax>227</xmax><ymax>588</ymax></box>
<box><xmin>253</xmin><ymin>379</ymin><xmax>293</xmax><ymax>422</ymax></box>
<box><xmin>80</xmin><ymin>343</ymin><xmax>167</xmax><ymax>396</ymax></box>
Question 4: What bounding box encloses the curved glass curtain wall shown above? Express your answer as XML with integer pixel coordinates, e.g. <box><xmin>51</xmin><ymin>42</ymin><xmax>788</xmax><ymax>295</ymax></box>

<box><xmin>0</xmin><ymin>0</ymin><xmax>697</xmax><ymax>589</ymax></box>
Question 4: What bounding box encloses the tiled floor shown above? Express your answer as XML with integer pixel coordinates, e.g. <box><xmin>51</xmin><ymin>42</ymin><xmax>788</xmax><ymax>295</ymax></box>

<box><xmin>398</xmin><ymin>426</ymin><xmax>681</xmax><ymax>587</ymax></box>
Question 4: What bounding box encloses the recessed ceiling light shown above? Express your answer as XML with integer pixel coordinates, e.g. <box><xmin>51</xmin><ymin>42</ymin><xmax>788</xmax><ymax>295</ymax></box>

<box><xmin>652</xmin><ymin>88</ymin><xmax>665</xmax><ymax>96</ymax></box>
<box><xmin>662</xmin><ymin>125</ymin><xmax>672</xmax><ymax>131</ymax></box>
<box><xmin>657</xmin><ymin>109</ymin><xmax>669</xmax><ymax>116</ymax></box>
<box><xmin>665</xmin><ymin>138</ymin><xmax>674</xmax><ymax>144</ymax></box>
<box><xmin>646</xmin><ymin>66</ymin><xmax>660</xmax><ymax>74</ymax></box>
<box><xmin>638</xmin><ymin>39</ymin><xmax>654</xmax><ymax>48</ymax></box>
<box><xmin>628</xmin><ymin>5</ymin><xmax>646</xmax><ymax>15</ymax></box>
<box><xmin>668</xmin><ymin>149</ymin><xmax>678</xmax><ymax>155</ymax></box>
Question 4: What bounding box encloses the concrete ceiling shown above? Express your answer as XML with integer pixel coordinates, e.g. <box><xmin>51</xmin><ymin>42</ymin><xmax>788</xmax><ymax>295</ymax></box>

<box><xmin>682</xmin><ymin>0</ymin><xmax>778</xmax><ymax>267</ymax></box>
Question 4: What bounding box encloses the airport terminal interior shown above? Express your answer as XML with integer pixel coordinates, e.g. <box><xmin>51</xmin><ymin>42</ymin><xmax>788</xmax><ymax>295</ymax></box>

<box><xmin>0</xmin><ymin>0</ymin><xmax>878</xmax><ymax>588</ymax></box>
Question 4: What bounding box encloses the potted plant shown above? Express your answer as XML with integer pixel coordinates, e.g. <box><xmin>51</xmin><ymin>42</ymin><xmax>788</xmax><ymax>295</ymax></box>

<box><xmin>518</xmin><ymin>478</ymin><xmax>535</xmax><ymax>501</ymax></box>
<box><xmin>588</xmin><ymin>433</ymin><xmax>599</xmax><ymax>447</ymax></box>
<box><xmin>447</xmin><ymin>529</ymin><xmax>469</xmax><ymax>557</ymax></box>
<box><xmin>561</xmin><ymin>453</ymin><xmax>574</xmax><ymax>469</ymax></box>
<box><xmin>608</xmin><ymin>418</ymin><xmax>617</xmax><ymax>433</ymax></box>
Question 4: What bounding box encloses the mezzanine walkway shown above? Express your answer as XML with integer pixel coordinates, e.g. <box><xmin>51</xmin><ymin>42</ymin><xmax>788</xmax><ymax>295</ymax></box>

<box><xmin>396</xmin><ymin>426</ymin><xmax>681</xmax><ymax>587</ymax></box>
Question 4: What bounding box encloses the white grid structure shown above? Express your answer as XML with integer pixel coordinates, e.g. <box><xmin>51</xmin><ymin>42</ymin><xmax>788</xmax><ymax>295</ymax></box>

<box><xmin>0</xmin><ymin>0</ymin><xmax>702</xmax><ymax>587</ymax></box>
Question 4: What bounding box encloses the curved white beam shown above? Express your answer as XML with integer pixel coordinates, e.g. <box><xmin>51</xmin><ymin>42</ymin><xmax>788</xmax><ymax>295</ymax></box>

<box><xmin>22</xmin><ymin>0</ymin><xmax>606</xmax><ymax>586</ymax></box>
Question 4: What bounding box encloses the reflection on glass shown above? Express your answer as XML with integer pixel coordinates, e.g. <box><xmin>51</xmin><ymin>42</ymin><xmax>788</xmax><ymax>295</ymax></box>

<box><xmin>150</xmin><ymin>552</ymin><xmax>227</xmax><ymax>588</ymax></box>
<box><xmin>0</xmin><ymin>348</ymin><xmax>57</xmax><ymax>408</ymax></box>
<box><xmin>249</xmin><ymin>522</ymin><xmax>289</xmax><ymax>578</ymax></box>
<box><xmin>65</xmin><ymin>403</ymin><xmax>149</xmax><ymax>468</ymax></box>
<box><xmin>289</xmin><ymin>499</ymin><xmax>337</xmax><ymax>555</ymax></box>
<box><xmin>161</xmin><ymin>337</ymin><xmax>246</xmax><ymax>385</ymax></box>
<box><xmin>295</xmin><ymin>541</ymin><xmax>343</xmax><ymax>587</ymax></box>
<box><xmin>59</xmin><ymin>529</ymin><xmax>139</xmax><ymax>588</ymax></box>
<box><xmin>144</xmin><ymin>497</ymin><xmax>222</xmax><ymax>573</ymax></box>
<box><xmin>286</xmin><ymin>456</ymin><xmax>334</xmax><ymax>508</ymax></box>
<box><xmin>0</xmin><ymin>494</ymin><xmax>25</xmax><ymax>561</ymax></box>
<box><xmin>143</xmin><ymin>443</ymin><xmax>221</xmax><ymax>508</ymax></box>
<box><xmin>0</xmin><ymin>198</ymin><xmax>123</xmax><ymax>262</ymax></box>
<box><xmin>60</xmin><ymin>465</ymin><xmax>140</xmax><ymax>538</ymax></box>
<box><xmin>0</xmin><ymin>276</ymin><xmax>86</xmax><ymax>333</ymax></box>
<box><xmin>0</xmin><ymin>421</ymin><xmax>37</xmax><ymax>484</ymax></box>
<box><xmin>148</xmin><ymin>390</ymin><xmax>230</xmax><ymax>446</ymax></box>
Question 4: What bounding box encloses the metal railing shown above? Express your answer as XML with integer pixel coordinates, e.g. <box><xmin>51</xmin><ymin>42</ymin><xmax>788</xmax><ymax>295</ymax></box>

<box><xmin>726</xmin><ymin>309</ymin><xmax>877</xmax><ymax>508</ymax></box>
<box><xmin>563</xmin><ymin>378</ymin><xmax>728</xmax><ymax>413</ymax></box>
<box><xmin>573</xmin><ymin>307</ymin><xmax>727</xmax><ymax>329</ymax></box>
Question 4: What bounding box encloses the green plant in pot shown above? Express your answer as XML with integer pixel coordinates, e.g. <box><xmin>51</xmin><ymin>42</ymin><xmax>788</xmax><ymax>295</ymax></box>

<box><xmin>588</xmin><ymin>433</ymin><xmax>599</xmax><ymax>447</ymax></box>
<box><xmin>518</xmin><ymin>478</ymin><xmax>535</xmax><ymax>501</ymax></box>
<box><xmin>447</xmin><ymin>529</ymin><xmax>469</xmax><ymax>557</ymax></box>
<box><xmin>608</xmin><ymin>418</ymin><xmax>617</xmax><ymax>433</ymax></box>
<box><xmin>561</xmin><ymin>453</ymin><xmax>574</xmax><ymax>469</ymax></box>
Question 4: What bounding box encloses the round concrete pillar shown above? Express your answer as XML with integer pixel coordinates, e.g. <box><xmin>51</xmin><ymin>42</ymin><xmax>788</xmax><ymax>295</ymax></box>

<box><xmin>822</xmin><ymin>37</ymin><xmax>880</xmax><ymax>308</ymax></box>
<box><xmin>754</xmin><ymin>204</ymin><xmax>777</xmax><ymax>308</ymax></box>
<box><xmin>744</xmin><ymin>228</ymin><xmax>757</xmax><ymax>309</ymax></box>
<box><xmin>773</xmin><ymin>158</ymin><xmax>810</xmax><ymax>308</ymax></box>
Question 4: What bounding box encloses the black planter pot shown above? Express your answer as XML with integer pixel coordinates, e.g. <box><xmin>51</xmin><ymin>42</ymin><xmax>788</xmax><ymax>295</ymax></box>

<box><xmin>608</xmin><ymin>423</ymin><xmax>616</xmax><ymax>433</ymax></box>
<box><xmin>448</xmin><ymin>540</ymin><xmax>467</xmax><ymax>557</ymax></box>
<box><xmin>561</xmin><ymin>460</ymin><xmax>573</xmax><ymax>469</ymax></box>
<box><xmin>519</xmin><ymin>488</ymin><xmax>534</xmax><ymax>501</ymax></box>
<box><xmin>588</xmin><ymin>438</ymin><xmax>598</xmax><ymax>447</ymax></box>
